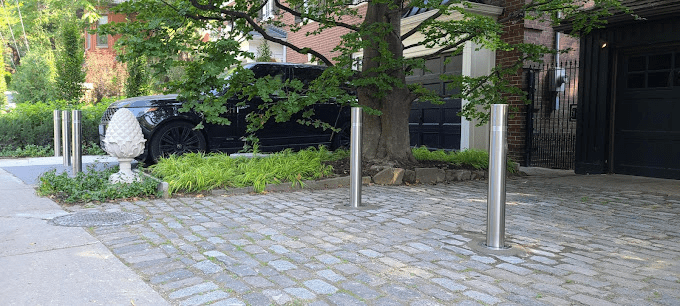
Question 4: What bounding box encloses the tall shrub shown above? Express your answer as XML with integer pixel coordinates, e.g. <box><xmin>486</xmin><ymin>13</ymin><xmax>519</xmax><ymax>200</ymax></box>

<box><xmin>0</xmin><ymin>52</ymin><xmax>6</xmax><ymax>107</ymax></box>
<box><xmin>56</xmin><ymin>20</ymin><xmax>86</xmax><ymax>102</ymax></box>
<box><xmin>85</xmin><ymin>52</ymin><xmax>126</xmax><ymax>102</ymax></box>
<box><xmin>10</xmin><ymin>48</ymin><xmax>56</xmax><ymax>104</ymax></box>
<box><xmin>255</xmin><ymin>41</ymin><xmax>274</xmax><ymax>62</ymax></box>
<box><xmin>125</xmin><ymin>55</ymin><xmax>150</xmax><ymax>97</ymax></box>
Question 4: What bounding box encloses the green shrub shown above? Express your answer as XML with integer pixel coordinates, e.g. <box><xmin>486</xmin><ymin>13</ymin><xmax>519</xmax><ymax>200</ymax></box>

<box><xmin>55</xmin><ymin>20</ymin><xmax>86</xmax><ymax>102</ymax></box>
<box><xmin>10</xmin><ymin>47</ymin><xmax>57</xmax><ymax>104</ymax></box>
<box><xmin>150</xmin><ymin>147</ymin><xmax>337</xmax><ymax>194</ymax></box>
<box><xmin>38</xmin><ymin>165</ymin><xmax>160</xmax><ymax>204</ymax></box>
<box><xmin>412</xmin><ymin>146</ymin><xmax>517</xmax><ymax>173</ymax></box>
<box><xmin>0</xmin><ymin>53</ymin><xmax>6</xmax><ymax>107</ymax></box>
<box><xmin>0</xmin><ymin>98</ymin><xmax>115</xmax><ymax>152</ymax></box>
<box><xmin>0</xmin><ymin>144</ymin><xmax>54</xmax><ymax>158</ymax></box>
<box><xmin>125</xmin><ymin>55</ymin><xmax>151</xmax><ymax>97</ymax></box>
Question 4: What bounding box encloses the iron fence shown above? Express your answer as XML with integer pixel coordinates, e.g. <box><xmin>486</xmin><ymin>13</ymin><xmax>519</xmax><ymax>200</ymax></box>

<box><xmin>525</xmin><ymin>61</ymin><xmax>579</xmax><ymax>170</ymax></box>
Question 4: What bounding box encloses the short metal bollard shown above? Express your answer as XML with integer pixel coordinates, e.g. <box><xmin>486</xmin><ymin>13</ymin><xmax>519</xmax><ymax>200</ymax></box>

<box><xmin>486</xmin><ymin>104</ymin><xmax>509</xmax><ymax>250</ymax></box>
<box><xmin>71</xmin><ymin>110</ymin><xmax>82</xmax><ymax>174</ymax></box>
<box><xmin>53</xmin><ymin>110</ymin><xmax>61</xmax><ymax>157</ymax></box>
<box><xmin>62</xmin><ymin>110</ymin><xmax>71</xmax><ymax>167</ymax></box>
<box><xmin>349</xmin><ymin>107</ymin><xmax>362</xmax><ymax>208</ymax></box>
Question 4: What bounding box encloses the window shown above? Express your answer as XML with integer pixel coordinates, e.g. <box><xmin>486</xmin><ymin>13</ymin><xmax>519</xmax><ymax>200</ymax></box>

<box><xmin>86</xmin><ymin>32</ymin><xmax>90</xmax><ymax>50</ymax></box>
<box><xmin>261</xmin><ymin>0</ymin><xmax>276</xmax><ymax>20</ymax></box>
<box><xmin>96</xmin><ymin>16</ymin><xmax>108</xmax><ymax>48</ymax></box>
<box><xmin>626</xmin><ymin>52</ymin><xmax>676</xmax><ymax>89</ymax></box>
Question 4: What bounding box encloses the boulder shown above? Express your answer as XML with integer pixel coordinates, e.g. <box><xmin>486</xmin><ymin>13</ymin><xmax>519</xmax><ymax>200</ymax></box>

<box><xmin>403</xmin><ymin>170</ymin><xmax>416</xmax><ymax>184</ymax></box>
<box><xmin>445</xmin><ymin>169</ymin><xmax>471</xmax><ymax>181</ymax></box>
<box><xmin>372</xmin><ymin>168</ymin><xmax>405</xmax><ymax>185</ymax></box>
<box><xmin>415</xmin><ymin>168</ymin><xmax>445</xmax><ymax>184</ymax></box>
<box><xmin>471</xmin><ymin>170</ymin><xmax>487</xmax><ymax>180</ymax></box>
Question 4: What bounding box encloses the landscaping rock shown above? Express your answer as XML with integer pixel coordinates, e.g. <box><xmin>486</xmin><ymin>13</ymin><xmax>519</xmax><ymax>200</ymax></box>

<box><xmin>445</xmin><ymin>169</ymin><xmax>471</xmax><ymax>181</ymax></box>
<box><xmin>372</xmin><ymin>168</ymin><xmax>404</xmax><ymax>185</ymax></box>
<box><xmin>403</xmin><ymin>170</ymin><xmax>416</xmax><ymax>184</ymax></box>
<box><xmin>471</xmin><ymin>170</ymin><xmax>487</xmax><ymax>180</ymax></box>
<box><xmin>415</xmin><ymin>168</ymin><xmax>445</xmax><ymax>184</ymax></box>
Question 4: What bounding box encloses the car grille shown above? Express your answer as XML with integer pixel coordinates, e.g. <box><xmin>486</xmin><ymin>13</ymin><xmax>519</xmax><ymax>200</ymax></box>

<box><xmin>101</xmin><ymin>107</ymin><xmax>118</xmax><ymax>123</ymax></box>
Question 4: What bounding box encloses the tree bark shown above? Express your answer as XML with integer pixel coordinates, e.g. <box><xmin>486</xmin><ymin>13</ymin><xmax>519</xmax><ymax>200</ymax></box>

<box><xmin>359</xmin><ymin>1</ymin><xmax>417</xmax><ymax>166</ymax></box>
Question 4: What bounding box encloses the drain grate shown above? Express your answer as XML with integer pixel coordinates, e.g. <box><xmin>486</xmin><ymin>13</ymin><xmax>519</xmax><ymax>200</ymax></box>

<box><xmin>50</xmin><ymin>211</ymin><xmax>144</xmax><ymax>227</ymax></box>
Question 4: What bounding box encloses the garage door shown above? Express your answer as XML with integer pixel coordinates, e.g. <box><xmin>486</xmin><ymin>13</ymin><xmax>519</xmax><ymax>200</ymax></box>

<box><xmin>614</xmin><ymin>49</ymin><xmax>680</xmax><ymax>179</ymax></box>
<box><xmin>406</xmin><ymin>54</ymin><xmax>463</xmax><ymax>150</ymax></box>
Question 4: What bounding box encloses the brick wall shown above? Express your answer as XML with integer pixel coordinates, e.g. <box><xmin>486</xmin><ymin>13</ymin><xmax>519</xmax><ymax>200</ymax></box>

<box><xmin>280</xmin><ymin>4</ymin><xmax>368</xmax><ymax>64</ymax></box>
<box><xmin>497</xmin><ymin>0</ymin><xmax>528</xmax><ymax>165</ymax></box>
<box><xmin>497</xmin><ymin>1</ymin><xmax>580</xmax><ymax>165</ymax></box>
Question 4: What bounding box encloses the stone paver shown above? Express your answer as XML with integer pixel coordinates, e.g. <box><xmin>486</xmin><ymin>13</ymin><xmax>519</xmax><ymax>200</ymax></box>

<box><xmin>76</xmin><ymin>178</ymin><xmax>680</xmax><ymax>305</ymax></box>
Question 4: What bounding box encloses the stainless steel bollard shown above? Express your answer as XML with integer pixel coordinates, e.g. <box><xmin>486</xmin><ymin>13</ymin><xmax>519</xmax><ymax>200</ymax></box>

<box><xmin>53</xmin><ymin>110</ymin><xmax>61</xmax><ymax>157</ymax></box>
<box><xmin>71</xmin><ymin>110</ymin><xmax>82</xmax><ymax>174</ymax></box>
<box><xmin>62</xmin><ymin>110</ymin><xmax>71</xmax><ymax>167</ymax></box>
<box><xmin>486</xmin><ymin>104</ymin><xmax>508</xmax><ymax>250</ymax></box>
<box><xmin>349</xmin><ymin>107</ymin><xmax>362</xmax><ymax>208</ymax></box>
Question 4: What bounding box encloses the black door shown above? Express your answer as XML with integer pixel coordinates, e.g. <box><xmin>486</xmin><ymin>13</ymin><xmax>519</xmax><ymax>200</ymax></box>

<box><xmin>614</xmin><ymin>49</ymin><xmax>680</xmax><ymax>179</ymax></box>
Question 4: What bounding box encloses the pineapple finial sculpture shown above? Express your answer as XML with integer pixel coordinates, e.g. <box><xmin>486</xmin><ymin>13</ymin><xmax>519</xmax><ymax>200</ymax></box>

<box><xmin>103</xmin><ymin>108</ymin><xmax>146</xmax><ymax>184</ymax></box>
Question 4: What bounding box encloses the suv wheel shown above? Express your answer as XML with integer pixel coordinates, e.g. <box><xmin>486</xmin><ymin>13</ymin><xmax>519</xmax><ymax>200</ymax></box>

<box><xmin>149</xmin><ymin>121</ymin><xmax>206</xmax><ymax>162</ymax></box>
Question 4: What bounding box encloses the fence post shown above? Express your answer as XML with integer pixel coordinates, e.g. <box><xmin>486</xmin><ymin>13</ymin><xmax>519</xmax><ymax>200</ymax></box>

<box><xmin>486</xmin><ymin>104</ymin><xmax>508</xmax><ymax>250</ymax></box>
<box><xmin>61</xmin><ymin>110</ymin><xmax>71</xmax><ymax>167</ymax></box>
<box><xmin>524</xmin><ymin>69</ymin><xmax>535</xmax><ymax>167</ymax></box>
<box><xmin>71</xmin><ymin>110</ymin><xmax>82</xmax><ymax>174</ymax></box>
<box><xmin>53</xmin><ymin>110</ymin><xmax>61</xmax><ymax>157</ymax></box>
<box><xmin>349</xmin><ymin>107</ymin><xmax>362</xmax><ymax>208</ymax></box>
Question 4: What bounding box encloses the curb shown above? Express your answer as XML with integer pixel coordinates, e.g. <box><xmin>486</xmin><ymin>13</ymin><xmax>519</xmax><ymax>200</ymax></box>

<box><xmin>136</xmin><ymin>170</ymin><xmax>170</xmax><ymax>199</ymax></box>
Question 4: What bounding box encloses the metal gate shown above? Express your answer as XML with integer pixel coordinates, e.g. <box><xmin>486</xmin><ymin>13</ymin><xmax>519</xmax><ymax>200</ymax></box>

<box><xmin>525</xmin><ymin>61</ymin><xmax>578</xmax><ymax>169</ymax></box>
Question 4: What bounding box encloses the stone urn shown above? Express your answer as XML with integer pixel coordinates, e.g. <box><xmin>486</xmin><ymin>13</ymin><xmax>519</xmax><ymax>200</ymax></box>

<box><xmin>103</xmin><ymin>108</ymin><xmax>146</xmax><ymax>184</ymax></box>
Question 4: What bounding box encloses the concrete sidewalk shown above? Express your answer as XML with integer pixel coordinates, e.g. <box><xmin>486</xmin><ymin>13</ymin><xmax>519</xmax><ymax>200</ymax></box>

<box><xmin>0</xmin><ymin>167</ymin><xmax>168</xmax><ymax>305</ymax></box>
<box><xmin>0</xmin><ymin>155</ymin><xmax>123</xmax><ymax>186</ymax></box>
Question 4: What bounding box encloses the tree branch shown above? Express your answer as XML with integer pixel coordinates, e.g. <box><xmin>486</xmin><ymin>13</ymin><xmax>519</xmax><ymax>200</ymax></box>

<box><xmin>183</xmin><ymin>0</ymin><xmax>335</xmax><ymax>66</ymax></box>
<box><xmin>401</xmin><ymin>9</ymin><xmax>445</xmax><ymax>41</ymax></box>
<box><xmin>273</xmin><ymin>0</ymin><xmax>360</xmax><ymax>32</ymax></box>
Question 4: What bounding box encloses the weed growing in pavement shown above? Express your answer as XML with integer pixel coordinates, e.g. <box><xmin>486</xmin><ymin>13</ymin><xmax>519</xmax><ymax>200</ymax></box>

<box><xmin>412</xmin><ymin>146</ymin><xmax>518</xmax><ymax>173</ymax></box>
<box><xmin>37</xmin><ymin>165</ymin><xmax>160</xmax><ymax>204</ymax></box>
<box><xmin>150</xmin><ymin>147</ymin><xmax>339</xmax><ymax>194</ymax></box>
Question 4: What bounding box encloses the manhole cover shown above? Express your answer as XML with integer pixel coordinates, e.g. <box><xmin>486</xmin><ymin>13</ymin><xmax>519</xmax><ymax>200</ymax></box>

<box><xmin>50</xmin><ymin>211</ymin><xmax>144</xmax><ymax>227</ymax></box>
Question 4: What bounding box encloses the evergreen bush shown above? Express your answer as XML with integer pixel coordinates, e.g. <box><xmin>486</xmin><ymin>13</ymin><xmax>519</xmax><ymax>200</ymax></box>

<box><xmin>11</xmin><ymin>48</ymin><xmax>57</xmax><ymax>104</ymax></box>
<box><xmin>56</xmin><ymin>20</ymin><xmax>86</xmax><ymax>102</ymax></box>
<box><xmin>125</xmin><ymin>55</ymin><xmax>150</xmax><ymax>97</ymax></box>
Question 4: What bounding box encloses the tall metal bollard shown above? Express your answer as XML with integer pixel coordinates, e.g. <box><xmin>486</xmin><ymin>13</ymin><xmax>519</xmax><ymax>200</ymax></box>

<box><xmin>53</xmin><ymin>110</ymin><xmax>61</xmax><ymax>157</ymax></box>
<box><xmin>486</xmin><ymin>104</ymin><xmax>508</xmax><ymax>250</ymax></box>
<box><xmin>71</xmin><ymin>110</ymin><xmax>82</xmax><ymax>174</ymax></box>
<box><xmin>62</xmin><ymin>110</ymin><xmax>71</xmax><ymax>167</ymax></box>
<box><xmin>349</xmin><ymin>107</ymin><xmax>362</xmax><ymax>208</ymax></box>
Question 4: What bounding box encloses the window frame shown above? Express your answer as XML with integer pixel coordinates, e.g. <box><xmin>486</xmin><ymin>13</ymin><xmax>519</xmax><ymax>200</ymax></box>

<box><xmin>96</xmin><ymin>16</ymin><xmax>109</xmax><ymax>48</ymax></box>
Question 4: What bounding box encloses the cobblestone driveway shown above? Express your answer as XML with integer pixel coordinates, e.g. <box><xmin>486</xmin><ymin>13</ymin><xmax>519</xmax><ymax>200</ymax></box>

<box><xmin>79</xmin><ymin>177</ymin><xmax>680</xmax><ymax>305</ymax></box>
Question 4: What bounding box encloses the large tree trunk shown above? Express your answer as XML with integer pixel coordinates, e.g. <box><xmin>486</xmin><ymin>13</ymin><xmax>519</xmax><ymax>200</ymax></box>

<box><xmin>359</xmin><ymin>1</ymin><xmax>417</xmax><ymax>166</ymax></box>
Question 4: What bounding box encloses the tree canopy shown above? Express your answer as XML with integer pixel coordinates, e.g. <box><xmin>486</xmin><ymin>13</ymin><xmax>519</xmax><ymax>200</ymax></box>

<box><xmin>99</xmin><ymin>0</ymin><xmax>629</xmax><ymax>164</ymax></box>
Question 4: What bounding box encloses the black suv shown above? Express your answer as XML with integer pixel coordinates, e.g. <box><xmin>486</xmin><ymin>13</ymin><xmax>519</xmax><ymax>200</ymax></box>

<box><xmin>99</xmin><ymin>62</ymin><xmax>351</xmax><ymax>163</ymax></box>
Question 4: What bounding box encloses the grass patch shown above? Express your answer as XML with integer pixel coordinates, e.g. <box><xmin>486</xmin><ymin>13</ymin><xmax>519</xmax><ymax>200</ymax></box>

<box><xmin>150</xmin><ymin>147</ymin><xmax>340</xmax><ymax>194</ymax></box>
<box><xmin>37</xmin><ymin>165</ymin><xmax>160</xmax><ymax>204</ymax></box>
<box><xmin>412</xmin><ymin>146</ymin><xmax>517</xmax><ymax>173</ymax></box>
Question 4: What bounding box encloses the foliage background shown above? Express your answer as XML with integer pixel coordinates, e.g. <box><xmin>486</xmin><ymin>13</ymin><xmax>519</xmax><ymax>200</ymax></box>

<box><xmin>55</xmin><ymin>19</ymin><xmax>86</xmax><ymax>102</ymax></box>
<box><xmin>11</xmin><ymin>47</ymin><xmax>57</xmax><ymax>104</ymax></box>
<box><xmin>0</xmin><ymin>98</ymin><xmax>114</xmax><ymax>150</ymax></box>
